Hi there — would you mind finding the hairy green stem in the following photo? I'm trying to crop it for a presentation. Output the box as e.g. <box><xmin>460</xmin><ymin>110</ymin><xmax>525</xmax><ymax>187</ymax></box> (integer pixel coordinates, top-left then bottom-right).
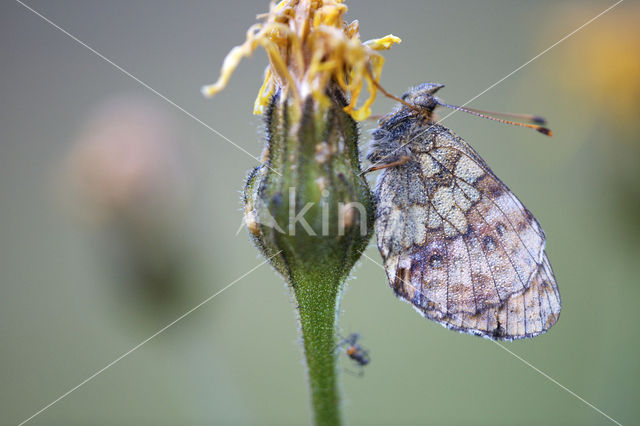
<box><xmin>293</xmin><ymin>270</ymin><xmax>342</xmax><ymax>426</ymax></box>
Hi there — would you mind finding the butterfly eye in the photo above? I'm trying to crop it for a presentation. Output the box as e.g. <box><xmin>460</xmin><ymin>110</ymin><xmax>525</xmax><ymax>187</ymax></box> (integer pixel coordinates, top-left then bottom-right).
<box><xmin>413</xmin><ymin>94</ymin><xmax>439</xmax><ymax>111</ymax></box>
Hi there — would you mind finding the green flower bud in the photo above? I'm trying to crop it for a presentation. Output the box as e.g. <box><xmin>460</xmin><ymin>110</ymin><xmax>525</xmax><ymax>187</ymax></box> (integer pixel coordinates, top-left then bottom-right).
<box><xmin>244</xmin><ymin>87</ymin><xmax>374</xmax><ymax>286</ymax></box>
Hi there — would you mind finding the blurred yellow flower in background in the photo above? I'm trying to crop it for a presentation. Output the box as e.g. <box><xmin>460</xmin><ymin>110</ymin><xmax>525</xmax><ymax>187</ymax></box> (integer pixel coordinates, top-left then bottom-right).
<box><xmin>556</xmin><ymin>3</ymin><xmax>640</xmax><ymax>135</ymax></box>
<box><xmin>549</xmin><ymin>3</ymin><xmax>640</xmax><ymax>246</ymax></box>
<box><xmin>201</xmin><ymin>0</ymin><xmax>400</xmax><ymax>120</ymax></box>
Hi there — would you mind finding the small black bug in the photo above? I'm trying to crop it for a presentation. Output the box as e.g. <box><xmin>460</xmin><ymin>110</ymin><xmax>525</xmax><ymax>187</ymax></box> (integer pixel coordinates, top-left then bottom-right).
<box><xmin>334</xmin><ymin>333</ymin><xmax>370</xmax><ymax>375</ymax></box>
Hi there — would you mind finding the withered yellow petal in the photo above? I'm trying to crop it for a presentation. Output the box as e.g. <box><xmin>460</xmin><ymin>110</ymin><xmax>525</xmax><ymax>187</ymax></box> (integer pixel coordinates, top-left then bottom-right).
<box><xmin>201</xmin><ymin>25</ymin><xmax>262</xmax><ymax>97</ymax></box>
<box><xmin>364</xmin><ymin>34</ymin><xmax>401</xmax><ymax>51</ymax></box>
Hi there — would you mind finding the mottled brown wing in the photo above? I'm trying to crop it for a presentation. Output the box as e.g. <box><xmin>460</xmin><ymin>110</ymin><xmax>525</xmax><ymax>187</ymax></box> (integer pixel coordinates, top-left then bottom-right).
<box><xmin>375</xmin><ymin>125</ymin><xmax>561</xmax><ymax>340</ymax></box>
<box><xmin>443</xmin><ymin>256</ymin><xmax>561</xmax><ymax>339</ymax></box>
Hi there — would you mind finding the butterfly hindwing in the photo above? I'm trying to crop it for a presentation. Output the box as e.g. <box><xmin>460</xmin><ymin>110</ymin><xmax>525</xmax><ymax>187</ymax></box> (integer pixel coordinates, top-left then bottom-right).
<box><xmin>373</xmin><ymin>123</ymin><xmax>560</xmax><ymax>340</ymax></box>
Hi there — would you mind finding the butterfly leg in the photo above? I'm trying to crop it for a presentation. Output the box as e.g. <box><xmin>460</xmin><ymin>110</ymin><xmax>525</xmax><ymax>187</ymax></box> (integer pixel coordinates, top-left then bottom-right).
<box><xmin>363</xmin><ymin>155</ymin><xmax>411</xmax><ymax>173</ymax></box>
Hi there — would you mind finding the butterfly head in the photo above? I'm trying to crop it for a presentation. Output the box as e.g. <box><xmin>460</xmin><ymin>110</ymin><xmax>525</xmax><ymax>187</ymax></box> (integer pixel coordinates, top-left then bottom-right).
<box><xmin>401</xmin><ymin>83</ymin><xmax>445</xmax><ymax>114</ymax></box>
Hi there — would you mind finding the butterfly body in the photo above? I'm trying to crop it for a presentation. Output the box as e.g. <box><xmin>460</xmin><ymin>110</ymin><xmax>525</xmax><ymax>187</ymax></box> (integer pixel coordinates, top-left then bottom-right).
<box><xmin>367</xmin><ymin>83</ymin><xmax>561</xmax><ymax>340</ymax></box>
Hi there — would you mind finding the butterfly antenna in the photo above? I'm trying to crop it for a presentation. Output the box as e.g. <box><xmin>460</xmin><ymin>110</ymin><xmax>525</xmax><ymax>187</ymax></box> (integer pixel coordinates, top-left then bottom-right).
<box><xmin>458</xmin><ymin>106</ymin><xmax>547</xmax><ymax>125</ymax></box>
<box><xmin>436</xmin><ymin>101</ymin><xmax>552</xmax><ymax>136</ymax></box>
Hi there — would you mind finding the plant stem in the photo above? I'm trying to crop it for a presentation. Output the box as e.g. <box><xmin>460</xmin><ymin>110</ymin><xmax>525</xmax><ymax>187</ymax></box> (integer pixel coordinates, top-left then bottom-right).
<box><xmin>293</xmin><ymin>268</ymin><xmax>343</xmax><ymax>426</ymax></box>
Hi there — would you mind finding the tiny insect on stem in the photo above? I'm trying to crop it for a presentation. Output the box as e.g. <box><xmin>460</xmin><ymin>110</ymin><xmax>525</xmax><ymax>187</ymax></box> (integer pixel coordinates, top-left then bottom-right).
<box><xmin>334</xmin><ymin>333</ymin><xmax>370</xmax><ymax>374</ymax></box>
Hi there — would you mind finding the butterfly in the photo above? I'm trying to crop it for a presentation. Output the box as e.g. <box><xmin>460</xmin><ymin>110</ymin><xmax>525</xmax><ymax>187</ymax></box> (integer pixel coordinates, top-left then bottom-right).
<box><xmin>366</xmin><ymin>83</ymin><xmax>561</xmax><ymax>340</ymax></box>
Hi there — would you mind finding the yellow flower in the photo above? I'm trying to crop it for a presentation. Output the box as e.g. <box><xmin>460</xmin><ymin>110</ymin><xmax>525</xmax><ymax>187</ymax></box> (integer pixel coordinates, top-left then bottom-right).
<box><xmin>552</xmin><ymin>3</ymin><xmax>640</xmax><ymax>130</ymax></box>
<box><xmin>201</xmin><ymin>0</ymin><xmax>400</xmax><ymax>120</ymax></box>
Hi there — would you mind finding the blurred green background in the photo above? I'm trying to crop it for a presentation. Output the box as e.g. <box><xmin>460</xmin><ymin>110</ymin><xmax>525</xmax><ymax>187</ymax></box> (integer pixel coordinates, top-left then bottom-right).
<box><xmin>2</xmin><ymin>1</ymin><xmax>639</xmax><ymax>425</ymax></box>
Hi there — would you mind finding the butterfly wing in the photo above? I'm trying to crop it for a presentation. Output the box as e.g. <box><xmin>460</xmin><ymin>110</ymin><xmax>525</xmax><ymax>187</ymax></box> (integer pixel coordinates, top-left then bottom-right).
<box><xmin>374</xmin><ymin>124</ymin><xmax>561</xmax><ymax>340</ymax></box>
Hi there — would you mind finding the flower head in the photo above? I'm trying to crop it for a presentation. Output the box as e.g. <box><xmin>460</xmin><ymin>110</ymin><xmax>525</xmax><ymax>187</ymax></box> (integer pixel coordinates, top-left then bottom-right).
<box><xmin>201</xmin><ymin>0</ymin><xmax>400</xmax><ymax>120</ymax></box>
